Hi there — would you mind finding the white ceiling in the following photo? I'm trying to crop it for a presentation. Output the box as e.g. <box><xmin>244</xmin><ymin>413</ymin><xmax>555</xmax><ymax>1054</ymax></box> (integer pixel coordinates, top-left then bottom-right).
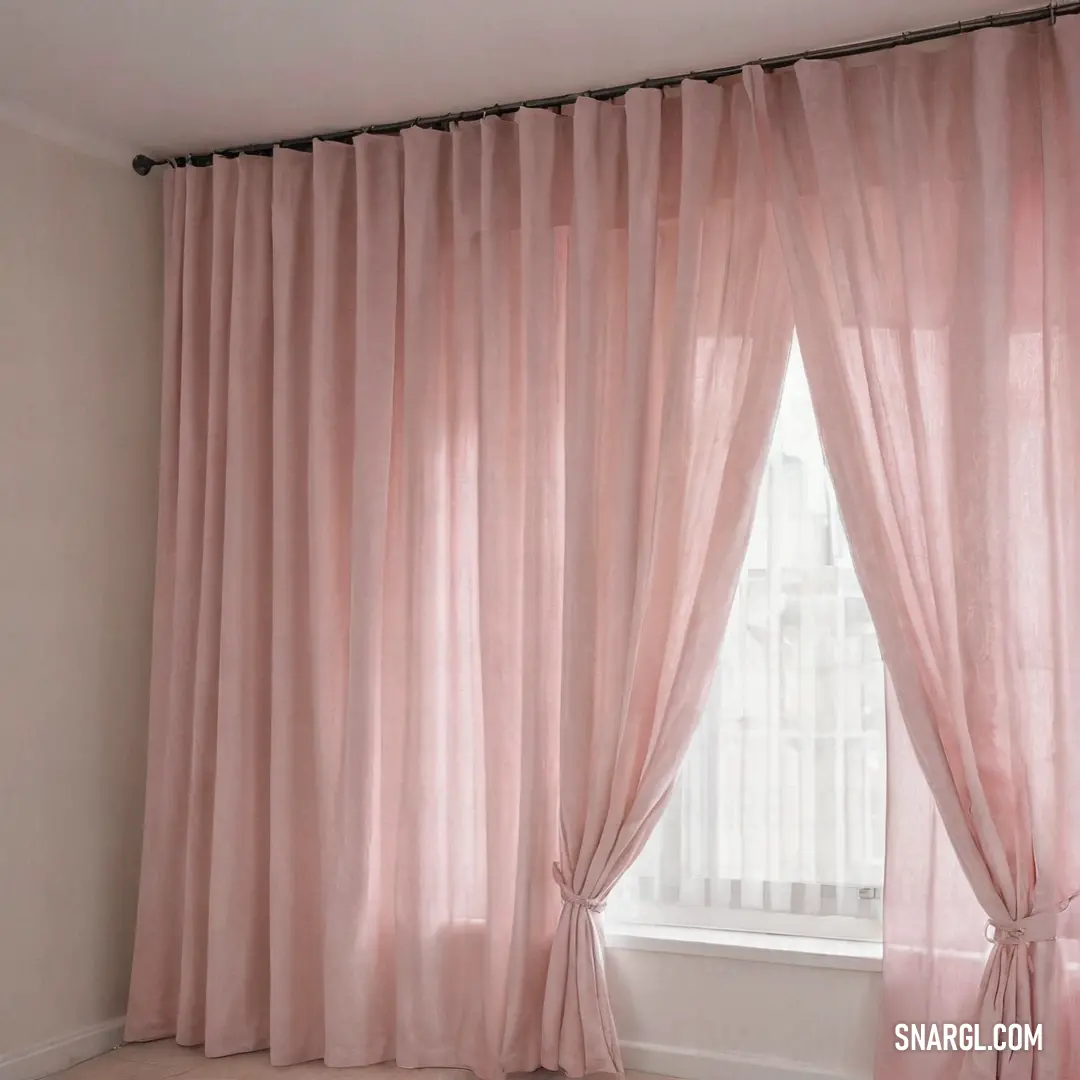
<box><xmin>0</xmin><ymin>0</ymin><xmax>1024</xmax><ymax>166</ymax></box>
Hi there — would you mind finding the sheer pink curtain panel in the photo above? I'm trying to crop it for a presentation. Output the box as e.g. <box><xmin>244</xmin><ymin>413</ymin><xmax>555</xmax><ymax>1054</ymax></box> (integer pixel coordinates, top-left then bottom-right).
<box><xmin>125</xmin><ymin>80</ymin><xmax>792</xmax><ymax>1079</ymax></box>
<box><xmin>538</xmin><ymin>79</ymin><xmax>793</xmax><ymax>1075</ymax></box>
<box><xmin>747</xmin><ymin>19</ymin><xmax>1080</xmax><ymax>1080</ymax></box>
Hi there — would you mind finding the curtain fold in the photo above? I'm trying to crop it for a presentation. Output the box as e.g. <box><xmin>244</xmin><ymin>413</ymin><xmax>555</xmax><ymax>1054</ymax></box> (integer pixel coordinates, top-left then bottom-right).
<box><xmin>746</xmin><ymin>19</ymin><xmax>1080</xmax><ymax>1080</ymax></box>
<box><xmin>127</xmin><ymin>78</ymin><xmax>791</xmax><ymax>1079</ymax></box>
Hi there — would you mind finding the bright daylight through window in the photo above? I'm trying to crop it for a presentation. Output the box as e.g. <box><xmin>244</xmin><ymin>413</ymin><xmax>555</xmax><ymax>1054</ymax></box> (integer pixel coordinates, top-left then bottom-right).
<box><xmin>609</xmin><ymin>339</ymin><xmax>886</xmax><ymax>941</ymax></box>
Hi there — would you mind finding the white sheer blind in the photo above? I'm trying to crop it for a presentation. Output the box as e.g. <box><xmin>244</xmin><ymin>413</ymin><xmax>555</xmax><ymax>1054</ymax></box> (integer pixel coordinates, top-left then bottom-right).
<box><xmin>609</xmin><ymin>342</ymin><xmax>886</xmax><ymax>938</ymax></box>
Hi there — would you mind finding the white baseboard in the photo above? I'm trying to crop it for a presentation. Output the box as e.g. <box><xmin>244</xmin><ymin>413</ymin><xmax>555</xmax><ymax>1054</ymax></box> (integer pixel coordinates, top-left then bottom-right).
<box><xmin>0</xmin><ymin>1018</ymin><xmax>125</xmax><ymax>1080</ymax></box>
<box><xmin>621</xmin><ymin>1039</ymin><xmax>870</xmax><ymax>1080</ymax></box>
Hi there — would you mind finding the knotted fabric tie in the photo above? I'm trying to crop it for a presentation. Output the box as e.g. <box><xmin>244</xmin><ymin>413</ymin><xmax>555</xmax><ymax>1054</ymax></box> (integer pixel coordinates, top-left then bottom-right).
<box><xmin>552</xmin><ymin>862</ymin><xmax>606</xmax><ymax>913</ymax></box>
<box><xmin>986</xmin><ymin>892</ymin><xmax>1078</xmax><ymax>946</ymax></box>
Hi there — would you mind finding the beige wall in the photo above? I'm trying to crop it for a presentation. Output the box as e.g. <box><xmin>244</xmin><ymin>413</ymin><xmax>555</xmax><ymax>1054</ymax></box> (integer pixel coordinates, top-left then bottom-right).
<box><xmin>0</xmin><ymin>121</ymin><xmax>162</xmax><ymax>1061</ymax></box>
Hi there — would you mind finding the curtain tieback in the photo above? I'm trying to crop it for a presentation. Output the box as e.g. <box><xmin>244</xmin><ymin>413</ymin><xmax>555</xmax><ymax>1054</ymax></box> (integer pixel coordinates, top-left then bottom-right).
<box><xmin>552</xmin><ymin>862</ymin><xmax>606</xmax><ymax>913</ymax></box>
<box><xmin>985</xmin><ymin>891</ymin><xmax>1080</xmax><ymax>946</ymax></box>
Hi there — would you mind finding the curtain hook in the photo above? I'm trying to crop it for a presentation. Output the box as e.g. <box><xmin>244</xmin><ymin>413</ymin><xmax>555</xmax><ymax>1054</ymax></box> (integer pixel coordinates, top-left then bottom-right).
<box><xmin>1050</xmin><ymin>1</ymin><xmax>1058</xmax><ymax>25</ymax></box>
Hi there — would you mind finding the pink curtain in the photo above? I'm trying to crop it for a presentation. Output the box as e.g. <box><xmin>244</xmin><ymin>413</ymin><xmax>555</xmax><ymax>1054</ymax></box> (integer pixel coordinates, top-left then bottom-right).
<box><xmin>126</xmin><ymin>79</ymin><xmax>791</xmax><ymax>1079</ymax></box>
<box><xmin>537</xmin><ymin>80</ymin><xmax>792</xmax><ymax>1075</ymax></box>
<box><xmin>125</xmin><ymin>130</ymin><xmax>564</xmax><ymax>1079</ymax></box>
<box><xmin>747</xmin><ymin>19</ymin><xmax>1080</xmax><ymax>1080</ymax></box>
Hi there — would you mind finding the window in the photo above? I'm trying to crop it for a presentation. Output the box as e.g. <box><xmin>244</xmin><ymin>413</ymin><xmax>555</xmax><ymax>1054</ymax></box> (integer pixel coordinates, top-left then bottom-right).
<box><xmin>608</xmin><ymin>339</ymin><xmax>886</xmax><ymax>941</ymax></box>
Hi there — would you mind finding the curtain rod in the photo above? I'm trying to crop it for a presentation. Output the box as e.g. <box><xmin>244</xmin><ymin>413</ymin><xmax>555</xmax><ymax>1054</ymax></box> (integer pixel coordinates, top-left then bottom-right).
<box><xmin>131</xmin><ymin>1</ymin><xmax>1074</xmax><ymax>175</ymax></box>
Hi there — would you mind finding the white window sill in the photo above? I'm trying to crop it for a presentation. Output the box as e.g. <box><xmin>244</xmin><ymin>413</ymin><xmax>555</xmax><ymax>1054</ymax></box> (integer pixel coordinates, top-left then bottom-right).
<box><xmin>603</xmin><ymin>922</ymin><xmax>883</xmax><ymax>972</ymax></box>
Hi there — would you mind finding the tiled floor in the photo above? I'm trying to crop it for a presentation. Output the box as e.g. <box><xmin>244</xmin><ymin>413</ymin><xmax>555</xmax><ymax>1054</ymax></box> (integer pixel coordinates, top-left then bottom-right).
<box><xmin>48</xmin><ymin>1041</ymin><xmax>669</xmax><ymax>1080</ymax></box>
